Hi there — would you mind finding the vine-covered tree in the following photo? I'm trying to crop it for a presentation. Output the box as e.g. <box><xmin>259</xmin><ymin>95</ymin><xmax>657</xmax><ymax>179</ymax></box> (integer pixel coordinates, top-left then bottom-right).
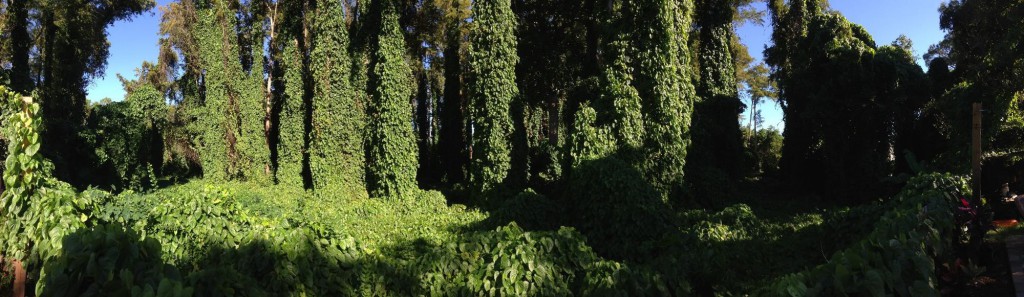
<box><xmin>89</xmin><ymin>83</ymin><xmax>165</xmax><ymax>190</ymax></box>
<box><xmin>5</xmin><ymin>0</ymin><xmax>31</xmax><ymax>94</ymax></box>
<box><xmin>468</xmin><ymin>0</ymin><xmax>519</xmax><ymax>195</ymax></box>
<box><xmin>567</xmin><ymin>37</ymin><xmax>645</xmax><ymax>167</ymax></box>
<box><xmin>436</xmin><ymin>3</ymin><xmax>470</xmax><ymax>185</ymax></box>
<box><xmin>272</xmin><ymin>0</ymin><xmax>310</xmax><ymax>187</ymax></box>
<box><xmin>632</xmin><ymin>0</ymin><xmax>696</xmax><ymax>203</ymax></box>
<box><xmin>309</xmin><ymin>0</ymin><xmax>364</xmax><ymax>194</ymax></box>
<box><xmin>366</xmin><ymin>2</ymin><xmax>418</xmax><ymax>199</ymax></box>
<box><xmin>238</xmin><ymin>0</ymin><xmax>272</xmax><ymax>183</ymax></box>
<box><xmin>29</xmin><ymin>0</ymin><xmax>154</xmax><ymax>187</ymax></box>
<box><xmin>766</xmin><ymin>0</ymin><xmax>930</xmax><ymax>200</ymax></box>
<box><xmin>193</xmin><ymin>0</ymin><xmax>267</xmax><ymax>182</ymax></box>
<box><xmin>931</xmin><ymin>0</ymin><xmax>1024</xmax><ymax>168</ymax></box>
<box><xmin>685</xmin><ymin>0</ymin><xmax>745</xmax><ymax>206</ymax></box>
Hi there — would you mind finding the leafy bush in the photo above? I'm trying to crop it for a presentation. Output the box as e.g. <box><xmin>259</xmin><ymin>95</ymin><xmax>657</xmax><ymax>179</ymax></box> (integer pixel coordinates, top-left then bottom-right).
<box><xmin>85</xmin><ymin>84</ymin><xmax>164</xmax><ymax>191</ymax></box>
<box><xmin>564</xmin><ymin>157</ymin><xmax>676</xmax><ymax>261</ymax></box>
<box><xmin>413</xmin><ymin>223</ymin><xmax>689</xmax><ymax>296</ymax></box>
<box><xmin>743</xmin><ymin>127</ymin><xmax>783</xmax><ymax>178</ymax></box>
<box><xmin>488</xmin><ymin>188</ymin><xmax>562</xmax><ymax>230</ymax></box>
<box><xmin>89</xmin><ymin>184</ymin><xmax>364</xmax><ymax>296</ymax></box>
<box><xmin>759</xmin><ymin>173</ymin><xmax>967</xmax><ymax>296</ymax></box>
<box><xmin>0</xmin><ymin>89</ymin><xmax>95</xmax><ymax>292</ymax></box>
<box><xmin>39</xmin><ymin>224</ymin><xmax>191</xmax><ymax>297</ymax></box>
<box><xmin>416</xmin><ymin>223</ymin><xmax>591</xmax><ymax>295</ymax></box>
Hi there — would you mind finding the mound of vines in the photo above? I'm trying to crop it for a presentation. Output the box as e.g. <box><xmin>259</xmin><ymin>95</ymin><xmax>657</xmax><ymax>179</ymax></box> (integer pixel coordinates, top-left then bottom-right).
<box><xmin>760</xmin><ymin>173</ymin><xmax>968</xmax><ymax>296</ymax></box>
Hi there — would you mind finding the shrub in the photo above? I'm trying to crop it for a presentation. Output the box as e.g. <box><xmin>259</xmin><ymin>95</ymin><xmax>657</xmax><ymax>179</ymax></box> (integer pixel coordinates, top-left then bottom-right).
<box><xmin>414</xmin><ymin>223</ymin><xmax>688</xmax><ymax>296</ymax></box>
<box><xmin>92</xmin><ymin>184</ymin><xmax>363</xmax><ymax>296</ymax></box>
<box><xmin>38</xmin><ymin>224</ymin><xmax>191</xmax><ymax>297</ymax></box>
<box><xmin>489</xmin><ymin>188</ymin><xmax>561</xmax><ymax>230</ymax></box>
<box><xmin>565</xmin><ymin>157</ymin><xmax>676</xmax><ymax>261</ymax></box>
<box><xmin>86</xmin><ymin>90</ymin><xmax>163</xmax><ymax>191</ymax></box>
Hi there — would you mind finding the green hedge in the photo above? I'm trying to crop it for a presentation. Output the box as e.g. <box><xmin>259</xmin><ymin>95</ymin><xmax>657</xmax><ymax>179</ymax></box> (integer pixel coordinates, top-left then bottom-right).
<box><xmin>758</xmin><ymin>173</ymin><xmax>967</xmax><ymax>296</ymax></box>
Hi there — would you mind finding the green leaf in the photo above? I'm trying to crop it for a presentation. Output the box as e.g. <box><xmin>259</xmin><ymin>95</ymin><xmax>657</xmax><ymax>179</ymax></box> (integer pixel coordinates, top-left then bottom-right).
<box><xmin>864</xmin><ymin>270</ymin><xmax>885</xmax><ymax>297</ymax></box>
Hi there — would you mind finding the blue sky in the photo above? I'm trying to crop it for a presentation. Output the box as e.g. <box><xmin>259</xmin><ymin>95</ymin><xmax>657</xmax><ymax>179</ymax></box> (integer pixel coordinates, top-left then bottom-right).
<box><xmin>86</xmin><ymin>0</ymin><xmax>949</xmax><ymax>131</ymax></box>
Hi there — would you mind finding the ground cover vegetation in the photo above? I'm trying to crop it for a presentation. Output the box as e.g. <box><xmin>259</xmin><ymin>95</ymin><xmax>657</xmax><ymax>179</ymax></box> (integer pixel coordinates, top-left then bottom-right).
<box><xmin>0</xmin><ymin>0</ymin><xmax>1019</xmax><ymax>295</ymax></box>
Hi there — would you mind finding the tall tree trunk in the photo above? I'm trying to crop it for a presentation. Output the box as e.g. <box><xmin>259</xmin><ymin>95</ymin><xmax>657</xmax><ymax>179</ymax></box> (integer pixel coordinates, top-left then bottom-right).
<box><xmin>438</xmin><ymin>30</ymin><xmax>466</xmax><ymax>184</ymax></box>
<box><xmin>416</xmin><ymin>57</ymin><xmax>433</xmax><ymax>185</ymax></box>
<box><xmin>7</xmin><ymin>0</ymin><xmax>32</xmax><ymax>94</ymax></box>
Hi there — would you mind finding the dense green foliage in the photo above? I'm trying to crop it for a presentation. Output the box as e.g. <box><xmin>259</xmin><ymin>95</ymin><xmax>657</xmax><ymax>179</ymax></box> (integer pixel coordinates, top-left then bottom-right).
<box><xmin>0</xmin><ymin>0</ymin><xmax>1018</xmax><ymax>294</ymax></box>
<box><xmin>567</xmin><ymin>38</ymin><xmax>645</xmax><ymax>168</ymax></box>
<box><xmin>88</xmin><ymin>84</ymin><xmax>164</xmax><ymax>190</ymax></box>
<box><xmin>767</xmin><ymin>0</ymin><xmax>933</xmax><ymax>201</ymax></box>
<box><xmin>925</xmin><ymin>0</ymin><xmax>1024</xmax><ymax>173</ymax></box>
<box><xmin>686</xmin><ymin>0</ymin><xmax>746</xmax><ymax>206</ymax></box>
<box><xmin>366</xmin><ymin>3</ymin><xmax>418</xmax><ymax>199</ymax></box>
<box><xmin>33</xmin><ymin>0</ymin><xmax>154</xmax><ymax>186</ymax></box>
<box><xmin>309</xmin><ymin>0</ymin><xmax>365</xmax><ymax>194</ymax></box>
<box><xmin>40</xmin><ymin>224</ymin><xmax>192</xmax><ymax>296</ymax></box>
<box><xmin>743</xmin><ymin>127</ymin><xmax>784</xmax><ymax>178</ymax></box>
<box><xmin>468</xmin><ymin>0</ymin><xmax>519</xmax><ymax>196</ymax></box>
<box><xmin>0</xmin><ymin>86</ymin><xmax>91</xmax><ymax>293</ymax></box>
<box><xmin>633</xmin><ymin>0</ymin><xmax>697</xmax><ymax>203</ymax></box>
<box><xmin>0</xmin><ymin>91</ymin><xmax>978</xmax><ymax>295</ymax></box>
<box><xmin>193</xmin><ymin>0</ymin><xmax>269</xmax><ymax>182</ymax></box>
<box><xmin>761</xmin><ymin>173</ymin><xmax>968</xmax><ymax>296</ymax></box>
<box><xmin>273</xmin><ymin>1</ymin><xmax>309</xmax><ymax>188</ymax></box>
<box><xmin>565</xmin><ymin>158</ymin><xmax>675</xmax><ymax>261</ymax></box>
<box><xmin>237</xmin><ymin>6</ymin><xmax>272</xmax><ymax>185</ymax></box>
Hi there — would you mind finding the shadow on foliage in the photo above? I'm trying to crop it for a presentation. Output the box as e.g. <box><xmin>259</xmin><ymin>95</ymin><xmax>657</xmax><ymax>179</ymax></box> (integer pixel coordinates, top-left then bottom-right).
<box><xmin>472</xmin><ymin>156</ymin><xmax>680</xmax><ymax>261</ymax></box>
<box><xmin>680</xmin><ymin>201</ymin><xmax>886</xmax><ymax>295</ymax></box>
<box><xmin>39</xmin><ymin>224</ymin><xmax>190</xmax><ymax>296</ymax></box>
<box><xmin>40</xmin><ymin>220</ymin><xmax>688</xmax><ymax>296</ymax></box>
<box><xmin>41</xmin><ymin>223</ymin><xmax>366</xmax><ymax>296</ymax></box>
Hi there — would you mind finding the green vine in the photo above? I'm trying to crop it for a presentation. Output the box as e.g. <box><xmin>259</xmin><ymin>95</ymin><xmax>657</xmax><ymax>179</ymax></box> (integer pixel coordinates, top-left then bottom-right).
<box><xmin>468</xmin><ymin>0</ymin><xmax>520</xmax><ymax>196</ymax></box>
<box><xmin>365</xmin><ymin>3</ymin><xmax>418</xmax><ymax>199</ymax></box>
<box><xmin>309</xmin><ymin>0</ymin><xmax>366</xmax><ymax>195</ymax></box>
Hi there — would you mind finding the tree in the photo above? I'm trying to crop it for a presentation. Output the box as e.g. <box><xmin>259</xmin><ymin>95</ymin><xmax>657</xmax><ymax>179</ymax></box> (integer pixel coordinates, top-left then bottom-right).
<box><xmin>685</xmin><ymin>0</ymin><xmax>745</xmax><ymax>206</ymax></box>
<box><xmin>366</xmin><ymin>2</ymin><xmax>418</xmax><ymax>199</ymax></box>
<box><xmin>766</xmin><ymin>1</ymin><xmax>922</xmax><ymax>200</ymax></box>
<box><xmin>929</xmin><ymin>0</ymin><xmax>1024</xmax><ymax>170</ymax></box>
<box><xmin>30</xmin><ymin>0</ymin><xmax>153</xmax><ymax>187</ymax></box>
<box><xmin>567</xmin><ymin>37</ymin><xmax>645</xmax><ymax>168</ymax></box>
<box><xmin>238</xmin><ymin>0</ymin><xmax>273</xmax><ymax>183</ymax></box>
<box><xmin>632</xmin><ymin>0</ymin><xmax>696</xmax><ymax>203</ymax></box>
<box><xmin>271</xmin><ymin>0</ymin><xmax>310</xmax><ymax>187</ymax></box>
<box><xmin>468</xmin><ymin>0</ymin><xmax>519</xmax><ymax>195</ymax></box>
<box><xmin>436</xmin><ymin>4</ymin><xmax>470</xmax><ymax>185</ymax></box>
<box><xmin>742</xmin><ymin>62</ymin><xmax>775</xmax><ymax>139</ymax></box>
<box><xmin>192</xmin><ymin>0</ymin><xmax>268</xmax><ymax>182</ymax></box>
<box><xmin>309</xmin><ymin>0</ymin><xmax>364</xmax><ymax>194</ymax></box>
<box><xmin>89</xmin><ymin>83</ymin><xmax>165</xmax><ymax>190</ymax></box>
<box><xmin>5</xmin><ymin>0</ymin><xmax>31</xmax><ymax>94</ymax></box>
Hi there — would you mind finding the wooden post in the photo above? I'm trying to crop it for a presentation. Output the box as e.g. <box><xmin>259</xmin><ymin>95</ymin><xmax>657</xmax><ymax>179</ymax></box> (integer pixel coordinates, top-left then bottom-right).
<box><xmin>11</xmin><ymin>258</ymin><xmax>24</xmax><ymax>297</ymax></box>
<box><xmin>972</xmin><ymin>102</ymin><xmax>983</xmax><ymax>204</ymax></box>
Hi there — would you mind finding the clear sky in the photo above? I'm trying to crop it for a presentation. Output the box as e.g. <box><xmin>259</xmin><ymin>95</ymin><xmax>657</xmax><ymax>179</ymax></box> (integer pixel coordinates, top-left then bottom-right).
<box><xmin>85</xmin><ymin>0</ymin><xmax>172</xmax><ymax>102</ymax></box>
<box><xmin>86</xmin><ymin>0</ymin><xmax>949</xmax><ymax>132</ymax></box>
